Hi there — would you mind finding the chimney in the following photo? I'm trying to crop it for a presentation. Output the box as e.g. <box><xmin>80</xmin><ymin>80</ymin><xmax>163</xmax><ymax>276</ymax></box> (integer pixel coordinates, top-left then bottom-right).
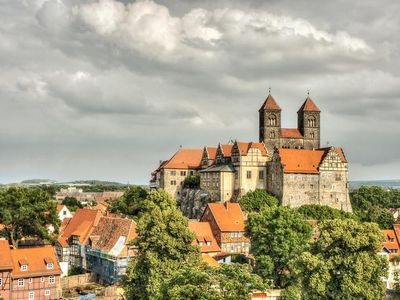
<box><xmin>224</xmin><ymin>201</ymin><xmax>230</xmax><ymax>210</ymax></box>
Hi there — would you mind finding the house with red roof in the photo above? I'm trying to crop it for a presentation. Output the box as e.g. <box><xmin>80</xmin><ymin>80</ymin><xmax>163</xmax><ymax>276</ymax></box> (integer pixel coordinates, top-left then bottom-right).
<box><xmin>379</xmin><ymin>226</ymin><xmax>400</xmax><ymax>289</ymax></box>
<box><xmin>0</xmin><ymin>239</ymin><xmax>62</xmax><ymax>300</ymax></box>
<box><xmin>200</xmin><ymin>202</ymin><xmax>250</xmax><ymax>254</ymax></box>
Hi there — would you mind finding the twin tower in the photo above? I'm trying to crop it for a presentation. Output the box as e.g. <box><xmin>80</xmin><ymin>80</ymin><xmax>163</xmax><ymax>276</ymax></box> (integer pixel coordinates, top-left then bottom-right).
<box><xmin>259</xmin><ymin>94</ymin><xmax>321</xmax><ymax>153</ymax></box>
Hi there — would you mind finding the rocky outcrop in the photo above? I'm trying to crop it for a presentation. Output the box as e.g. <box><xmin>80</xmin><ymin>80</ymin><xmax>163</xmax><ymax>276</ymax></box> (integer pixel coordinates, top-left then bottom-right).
<box><xmin>179</xmin><ymin>188</ymin><xmax>212</xmax><ymax>219</ymax></box>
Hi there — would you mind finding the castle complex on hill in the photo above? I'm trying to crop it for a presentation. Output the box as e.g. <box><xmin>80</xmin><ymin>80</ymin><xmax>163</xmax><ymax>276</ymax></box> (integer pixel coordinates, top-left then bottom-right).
<box><xmin>151</xmin><ymin>93</ymin><xmax>352</xmax><ymax>212</ymax></box>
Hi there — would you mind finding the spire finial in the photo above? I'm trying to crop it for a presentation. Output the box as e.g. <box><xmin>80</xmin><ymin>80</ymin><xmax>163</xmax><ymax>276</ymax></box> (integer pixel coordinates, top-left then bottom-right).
<box><xmin>307</xmin><ymin>89</ymin><xmax>310</xmax><ymax>96</ymax></box>
<box><xmin>268</xmin><ymin>87</ymin><xmax>271</xmax><ymax>95</ymax></box>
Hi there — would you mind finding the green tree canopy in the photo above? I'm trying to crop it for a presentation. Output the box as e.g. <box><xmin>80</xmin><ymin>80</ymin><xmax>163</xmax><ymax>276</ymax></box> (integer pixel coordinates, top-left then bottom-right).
<box><xmin>61</xmin><ymin>196</ymin><xmax>83</xmax><ymax>212</ymax></box>
<box><xmin>0</xmin><ymin>187</ymin><xmax>60</xmax><ymax>247</ymax></box>
<box><xmin>109</xmin><ymin>186</ymin><xmax>148</xmax><ymax>217</ymax></box>
<box><xmin>239</xmin><ymin>189</ymin><xmax>279</xmax><ymax>213</ymax></box>
<box><xmin>161</xmin><ymin>264</ymin><xmax>266</xmax><ymax>300</ymax></box>
<box><xmin>246</xmin><ymin>206</ymin><xmax>312</xmax><ymax>288</ymax></box>
<box><xmin>287</xmin><ymin>219</ymin><xmax>387</xmax><ymax>300</ymax></box>
<box><xmin>297</xmin><ymin>205</ymin><xmax>357</xmax><ymax>221</ymax></box>
<box><xmin>350</xmin><ymin>185</ymin><xmax>400</xmax><ymax>210</ymax></box>
<box><xmin>123</xmin><ymin>189</ymin><xmax>199</xmax><ymax>299</ymax></box>
<box><xmin>183</xmin><ymin>174</ymin><xmax>200</xmax><ymax>189</ymax></box>
<box><xmin>361</xmin><ymin>206</ymin><xmax>395</xmax><ymax>229</ymax></box>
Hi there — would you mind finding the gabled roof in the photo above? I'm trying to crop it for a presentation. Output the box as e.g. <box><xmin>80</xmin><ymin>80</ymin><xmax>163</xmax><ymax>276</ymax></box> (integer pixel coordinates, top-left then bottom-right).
<box><xmin>56</xmin><ymin>204</ymin><xmax>66</xmax><ymax>213</ymax></box>
<box><xmin>297</xmin><ymin>96</ymin><xmax>320</xmax><ymax>113</ymax></box>
<box><xmin>278</xmin><ymin>149</ymin><xmax>325</xmax><ymax>174</ymax></box>
<box><xmin>259</xmin><ymin>94</ymin><xmax>281</xmax><ymax>111</ymax></box>
<box><xmin>219</xmin><ymin>144</ymin><xmax>233</xmax><ymax>157</ymax></box>
<box><xmin>163</xmin><ymin>148</ymin><xmax>204</xmax><ymax>170</ymax></box>
<box><xmin>281</xmin><ymin>128</ymin><xmax>303</xmax><ymax>139</ymax></box>
<box><xmin>205</xmin><ymin>147</ymin><xmax>217</xmax><ymax>160</ymax></box>
<box><xmin>10</xmin><ymin>246</ymin><xmax>61</xmax><ymax>278</ymax></box>
<box><xmin>382</xmin><ymin>229</ymin><xmax>400</xmax><ymax>254</ymax></box>
<box><xmin>189</xmin><ymin>221</ymin><xmax>221</xmax><ymax>253</ymax></box>
<box><xmin>236</xmin><ymin>142</ymin><xmax>268</xmax><ymax>156</ymax></box>
<box><xmin>89</xmin><ymin>216</ymin><xmax>137</xmax><ymax>257</ymax></box>
<box><xmin>203</xmin><ymin>202</ymin><xmax>245</xmax><ymax>232</ymax></box>
<box><xmin>0</xmin><ymin>239</ymin><xmax>12</xmax><ymax>270</ymax></box>
<box><xmin>57</xmin><ymin>208</ymin><xmax>102</xmax><ymax>246</ymax></box>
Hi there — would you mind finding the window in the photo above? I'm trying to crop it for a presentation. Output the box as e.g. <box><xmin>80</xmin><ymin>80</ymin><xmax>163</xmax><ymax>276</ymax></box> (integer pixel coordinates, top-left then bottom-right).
<box><xmin>18</xmin><ymin>279</ymin><xmax>24</xmax><ymax>287</ymax></box>
<box><xmin>63</xmin><ymin>210</ymin><xmax>66</xmax><ymax>216</ymax></box>
<box><xmin>170</xmin><ymin>170</ymin><xmax>176</xmax><ymax>176</ymax></box>
<box><xmin>180</xmin><ymin>171</ymin><xmax>186</xmax><ymax>176</ymax></box>
<box><xmin>47</xmin><ymin>263</ymin><xmax>54</xmax><ymax>270</ymax></box>
<box><xmin>29</xmin><ymin>277</ymin><xmax>33</xmax><ymax>284</ymax></box>
<box><xmin>29</xmin><ymin>291</ymin><xmax>34</xmax><ymax>300</ymax></box>
<box><xmin>45</xmin><ymin>289</ymin><xmax>50</xmax><ymax>296</ymax></box>
<box><xmin>170</xmin><ymin>180</ymin><xmax>176</xmax><ymax>186</ymax></box>
<box><xmin>40</xmin><ymin>277</ymin><xmax>45</xmax><ymax>283</ymax></box>
<box><xmin>259</xmin><ymin>170</ymin><xmax>264</xmax><ymax>180</ymax></box>
<box><xmin>268</xmin><ymin>115</ymin><xmax>277</xmax><ymax>126</ymax></box>
<box><xmin>49</xmin><ymin>276</ymin><xmax>55</xmax><ymax>284</ymax></box>
<box><xmin>246</xmin><ymin>171</ymin><xmax>252</xmax><ymax>179</ymax></box>
<box><xmin>269</xmin><ymin>131</ymin><xmax>275</xmax><ymax>138</ymax></box>
<box><xmin>310</xmin><ymin>132</ymin><xmax>315</xmax><ymax>139</ymax></box>
<box><xmin>307</xmin><ymin>117</ymin><xmax>316</xmax><ymax>127</ymax></box>
<box><xmin>21</xmin><ymin>264</ymin><xmax>28</xmax><ymax>271</ymax></box>
<box><xmin>0</xmin><ymin>278</ymin><xmax>2</xmax><ymax>286</ymax></box>
<box><xmin>206</xmin><ymin>241</ymin><xmax>211</xmax><ymax>246</ymax></box>
<box><xmin>190</xmin><ymin>171</ymin><xmax>194</xmax><ymax>175</ymax></box>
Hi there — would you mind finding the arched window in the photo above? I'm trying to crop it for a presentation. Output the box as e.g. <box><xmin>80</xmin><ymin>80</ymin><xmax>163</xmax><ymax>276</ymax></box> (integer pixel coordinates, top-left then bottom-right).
<box><xmin>268</xmin><ymin>115</ymin><xmax>277</xmax><ymax>126</ymax></box>
<box><xmin>307</xmin><ymin>117</ymin><xmax>316</xmax><ymax>127</ymax></box>
<box><xmin>310</xmin><ymin>132</ymin><xmax>315</xmax><ymax>139</ymax></box>
<box><xmin>269</xmin><ymin>131</ymin><xmax>275</xmax><ymax>138</ymax></box>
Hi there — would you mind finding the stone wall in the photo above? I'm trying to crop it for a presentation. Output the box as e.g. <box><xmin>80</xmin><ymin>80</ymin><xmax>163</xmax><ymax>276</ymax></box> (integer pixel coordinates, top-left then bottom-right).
<box><xmin>282</xmin><ymin>173</ymin><xmax>319</xmax><ymax>207</ymax></box>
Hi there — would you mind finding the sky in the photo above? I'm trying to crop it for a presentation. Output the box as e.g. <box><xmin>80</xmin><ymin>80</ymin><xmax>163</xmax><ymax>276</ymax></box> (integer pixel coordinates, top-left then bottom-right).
<box><xmin>1</xmin><ymin>0</ymin><xmax>400</xmax><ymax>184</ymax></box>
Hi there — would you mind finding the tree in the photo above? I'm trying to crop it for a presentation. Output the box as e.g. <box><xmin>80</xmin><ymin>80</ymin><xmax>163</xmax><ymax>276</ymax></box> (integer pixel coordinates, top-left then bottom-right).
<box><xmin>288</xmin><ymin>219</ymin><xmax>387</xmax><ymax>300</ymax></box>
<box><xmin>0</xmin><ymin>187</ymin><xmax>59</xmax><ymax>248</ymax></box>
<box><xmin>183</xmin><ymin>175</ymin><xmax>200</xmax><ymax>189</ymax></box>
<box><xmin>350</xmin><ymin>185</ymin><xmax>392</xmax><ymax>210</ymax></box>
<box><xmin>62</xmin><ymin>196</ymin><xmax>83</xmax><ymax>212</ymax></box>
<box><xmin>123</xmin><ymin>190</ymin><xmax>199</xmax><ymax>299</ymax></box>
<box><xmin>161</xmin><ymin>264</ymin><xmax>266</xmax><ymax>300</ymax></box>
<box><xmin>246</xmin><ymin>206</ymin><xmax>312</xmax><ymax>288</ymax></box>
<box><xmin>239</xmin><ymin>189</ymin><xmax>278</xmax><ymax>213</ymax></box>
<box><xmin>361</xmin><ymin>206</ymin><xmax>395</xmax><ymax>229</ymax></box>
<box><xmin>109</xmin><ymin>186</ymin><xmax>148</xmax><ymax>217</ymax></box>
<box><xmin>297</xmin><ymin>205</ymin><xmax>357</xmax><ymax>221</ymax></box>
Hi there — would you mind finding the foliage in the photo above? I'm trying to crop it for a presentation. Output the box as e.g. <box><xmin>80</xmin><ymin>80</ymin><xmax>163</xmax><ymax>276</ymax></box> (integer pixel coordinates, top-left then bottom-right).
<box><xmin>350</xmin><ymin>186</ymin><xmax>400</xmax><ymax>210</ymax></box>
<box><xmin>183</xmin><ymin>175</ymin><xmax>200</xmax><ymax>189</ymax></box>
<box><xmin>68</xmin><ymin>266</ymin><xmax>84</xmax><ymax>276</ymax></box>
<box><xmin>161</xmin><ymin>264</ymin><xmax>266</xmax><ymax>300</ymax></box>
<box><xmin>239</xmin><ymin>189</ymin><xmax>279</xmax><ymax>213</ymax></box>
<box><xmin>123</xmin><ymin>189</ymin><xmax>200</xmax><ymax>300</ymax></box>
<box><xmin>288</xmin><ymin>219</ymin><xmax>387</xmax><ymax>300</ymax></box>
<box><xmin>297</xmin><ymin>205</ymin><xmax>357</xmax><ymax>221</ymax></box>
<box><xmin>360</xmin><ymin>206</ymin><xmax>395</xmax><ymax>229</ymax></box>
<box><xmin>62</xmin><ymin>197</ymin><xmax>83</xmax><ymax>212</ymax></box>
<box><xmin>109</xmin><ymin>186</ymin><xmax>148</xmax><ymax>217</ymax></box>
<box><xmin>0</xmin><ymin>187</ymin><xmax>60</xmax><ymax>247</ymax></box>
<box><xmin>231</xmin><ymin>253</ymin><xmax>250</xmax><ymax>264</ymax></box>
<box><xmin>246</xmin><ymin>206</ymin><xmax>312</xmax><ymax>288</ymax></box>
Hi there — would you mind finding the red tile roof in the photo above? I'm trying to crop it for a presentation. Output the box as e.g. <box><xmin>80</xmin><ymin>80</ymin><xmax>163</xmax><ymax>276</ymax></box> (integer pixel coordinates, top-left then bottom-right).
<box><xmin>220</xmin><ymin>144</ymin><xmax>233</xmax><ymax>157</ymax></box>
<box><xmin>281</xmin><ymin>128</ymin><xmax>304</xmax><ymax>139</ymax></box>
<box><xmin>382</xmin><ymin>229</ymin><xmax>400</xmax><ymax>255</ymax></box>
<box><xmin>0</xmin><ymin>239</ymin><xmax>12</xmax><ymax>270</ymax></box>
<box><xmin>297</xmin><ymin>96</ymin><xmax>320</xmax><ymax>112</ymax></box>
<box><xmin>201</xmin><ymin>253</ymin><xmax>219</xmax><ymax>267</ymax></box>
<box><xmin>163</xmin><ymin>148</ymin><xmax>204</xmax><ymax>169</ymax></box>
<box><xmin>205</xmin><ymin>202</ymin><xmax>245</xmax><ymax>232</ymax></box>
<box><xmin>56</xmin><ymin>204</ymin><xmax>65</xmax><ymax>213</ymax></box>
<box><xmin>205</xmin><ymin>147</ymin><xmax>217</xmax><ymax>160</ymax></box>
<box><xmin>57</xmin><ymin>208</ymin><xmax>102</xmax><ymax>247</ymax></box>
<box><xmin>10</xmin><ymin>246</ymin><xmax>61</xmax><ymax>278</ymax></box>
<box><xmin>279</xmin><ymin>149</ymin><xmax>325</xmax><ymax>174</ymax></box>
<box><xmin>188</xmin><ymin>221</ymin><xmax>221</xmax><ymax>253</ymax></box>
<box><xmin>89</xmin><ymin>216</ymin><xmax>137</xmax><ymax>257</ymax></box>
<box><xmin>259</xmin><ymin>94</ymin><xmax>281</xmax><ymax>111</ymax></box>
<box><xmin>236</xmin><ymin>142</ymin><xmax>268</xmax><ymax>156</ymax></box>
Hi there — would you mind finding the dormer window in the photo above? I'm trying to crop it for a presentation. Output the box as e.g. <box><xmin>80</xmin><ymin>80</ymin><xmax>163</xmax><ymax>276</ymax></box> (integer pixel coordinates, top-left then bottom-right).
<box><xmin>21</xmin><ymin>264</ymin><xmax>28</xmax><ymax>271</ymax></box>
<box><xmin>47</xmin><ymin>263</ymin><xmax>54</xmax><ymax>269</ymax></box>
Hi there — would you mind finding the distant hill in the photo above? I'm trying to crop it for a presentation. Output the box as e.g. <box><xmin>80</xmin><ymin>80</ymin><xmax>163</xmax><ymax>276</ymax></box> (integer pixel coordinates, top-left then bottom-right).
<box><xmin>350</xmin><ymin>180</ymin><xmax>400</xmax><ymax>190</ymax></box>
<box><xmin>20</xmin><ymin>179</ymin><xmax>57</xmax><ymax>184</ymax></box>
<box><xmin>60</xmin><ymin>180</ymin><xmax>126</xmax><ymax>186</ymax></box>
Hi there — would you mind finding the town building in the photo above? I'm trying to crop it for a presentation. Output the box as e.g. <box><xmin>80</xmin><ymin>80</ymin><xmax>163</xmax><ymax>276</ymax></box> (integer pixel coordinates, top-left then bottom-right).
<box><xmin>0</xmin><ymin>239</ymin><xmax>62</xmax><ymax>300</ymax></box>
<box><xmin>55</xmin><ymin>209</ymin><xmax>137</xmax><ymax>284</ymax></box>
<box><xmin>379</xmin><ymin>226</ymin><xmax>400</xmax><ymax>290</ymax></box>
<box><xmin>56</xmin><ymin>205</ymin><xmax>72</xmax><ymax>221</ymax></box>
<box><xmin>200</xmin><ymin>202</ymin><xmax>250</xmax><ymax>254</ymax></box>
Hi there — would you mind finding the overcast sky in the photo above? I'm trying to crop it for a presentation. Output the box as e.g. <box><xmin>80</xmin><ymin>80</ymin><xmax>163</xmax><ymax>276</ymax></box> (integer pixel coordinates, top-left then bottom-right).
<box><xmin>1</xmin><ymin>0</ymin><xmax>399</xmax><ymax>184</ymax></box>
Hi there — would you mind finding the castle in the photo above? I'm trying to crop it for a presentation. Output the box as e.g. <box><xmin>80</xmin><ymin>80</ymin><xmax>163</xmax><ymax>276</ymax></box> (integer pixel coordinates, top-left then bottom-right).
<box><xmin>151</xmin><ymin>93</ymin><xmax>352</xmax><ymax>212</ymax></box>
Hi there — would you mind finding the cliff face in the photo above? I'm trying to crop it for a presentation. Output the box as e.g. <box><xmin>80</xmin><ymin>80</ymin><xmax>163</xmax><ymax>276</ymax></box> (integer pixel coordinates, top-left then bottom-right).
<box><xmin>179</xmin><ymin>188</ymin><xmax>212</xmax><ymax>219</ymax></box>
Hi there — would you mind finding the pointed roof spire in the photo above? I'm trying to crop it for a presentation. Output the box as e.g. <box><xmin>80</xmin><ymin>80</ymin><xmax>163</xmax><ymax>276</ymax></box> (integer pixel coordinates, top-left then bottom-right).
<box><xmin>297</xmin><ymin>96</ymin><xmax>320</xmax><ymax>113</ymax></box>
<box><xmin>259</xmin><ymin>93</ymin><xmax>281</xmax><ymax>112</ymax></box>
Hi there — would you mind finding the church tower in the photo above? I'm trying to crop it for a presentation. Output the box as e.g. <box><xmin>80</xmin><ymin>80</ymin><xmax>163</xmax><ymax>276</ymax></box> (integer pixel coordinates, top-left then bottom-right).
<box><xmin>259</xmin><ymin>93</ymin><xmax>281</xmax><ymax>153</ymax></box>
<box><xmin>297</xmin><ymin>96</ymin><xmax>321</xmax><ymax>149</ymax></box>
